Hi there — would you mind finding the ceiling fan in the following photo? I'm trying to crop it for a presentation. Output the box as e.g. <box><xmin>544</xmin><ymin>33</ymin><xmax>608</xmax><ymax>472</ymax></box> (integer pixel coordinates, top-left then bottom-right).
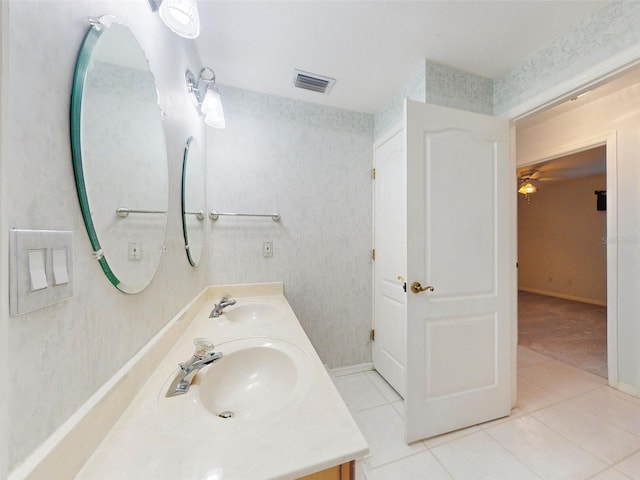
<box><xmin>517</xmin><ymin>145</ymin><xmax>607</xmax><ymax>197</ymax></box>
<box><xmin>517</xmin><ymin>168</ymin><xmax>578</xmax><ymax>195</ymax></box>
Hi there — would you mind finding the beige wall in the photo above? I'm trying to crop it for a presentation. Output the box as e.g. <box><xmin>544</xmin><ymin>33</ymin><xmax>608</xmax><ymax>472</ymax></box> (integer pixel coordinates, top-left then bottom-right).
<box><xmin>518</xmin><ymin>174</ymin><xmax>607</xmax><ymax>305</ymax></box>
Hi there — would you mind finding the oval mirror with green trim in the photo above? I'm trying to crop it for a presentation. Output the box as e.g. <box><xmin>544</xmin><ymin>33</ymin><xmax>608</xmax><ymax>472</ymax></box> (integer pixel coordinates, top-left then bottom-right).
<box><xmin>70</xmin><ymin>15</ymin><xmax>169</xmax><ymax>294</ymax></box>
<box><xmin>181</xmin><ymin>137</ymin><xmax>206</xmax><ymax>266</ymax></box>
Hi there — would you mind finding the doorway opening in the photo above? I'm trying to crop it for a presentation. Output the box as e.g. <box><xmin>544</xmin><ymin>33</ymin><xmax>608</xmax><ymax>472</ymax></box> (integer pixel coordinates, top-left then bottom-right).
<box><xmin>516</xmin><ymin>146</ymin><xmax>608</xmax><ymax>379</ymax></box>
<box><xmin>511</xmin><ymin>63</ymin><xmax>640</xmax><ymax>389</ymax></box>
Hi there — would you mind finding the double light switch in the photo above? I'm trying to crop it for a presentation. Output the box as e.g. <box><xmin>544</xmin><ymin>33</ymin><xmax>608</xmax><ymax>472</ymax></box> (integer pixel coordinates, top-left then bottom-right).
<box><xmin>10</xmin><ymin>229</ymin><xmax>73</xmax><ymax>315</ymax></box>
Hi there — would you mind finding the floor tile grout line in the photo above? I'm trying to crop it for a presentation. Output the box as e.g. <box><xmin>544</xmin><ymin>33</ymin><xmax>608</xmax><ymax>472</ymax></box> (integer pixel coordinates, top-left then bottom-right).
<box><xmin>363</xmin><ymin>370</ymin><xmax>402</xmax><ymax>403</ymax></box>
<box><xmin>588</xmin><ymin>469</ymin><xmax>634</xmax><ymax>480</ymax></box>
<box><xmin>530</xmin><ymin>387</ymin><xmax>640</xmax><ymax>455</ymax></box>
<box><xmin>431</xmin><ymin>428</ymin><xmax>543</xmax><ymax>480</ymax></box>
<box><xmin>603</xmin><ymin>448</ymin><xmax>640</xmax><ymax>478</ymax></box>
<box><xmin>516</xmin><ymin>379</ymin><xmax>607</xmax><ymax>413</ymax></box>
<box><xmin>482</xmin><ymin>421</ymin><xmax>593</xmax><ymax>479</ymax></box>
<box><xmin>429</xmin><ymin>448</ymin><xmax>456</xmax><ymax>480</ymax></box>
<box><xmin>495</xmin><ymin>410</ymin><xmax>625</xmax><ymax>468</ymax></box>
<box><xmin>362</xmin><ymin>448</ymin><xmax>429</xmax><ymax>473</ymax></box>
<box><xmin>339</xmin><ymin>356</ymin><xmax>640</xmax><ymax>478</ymax></box>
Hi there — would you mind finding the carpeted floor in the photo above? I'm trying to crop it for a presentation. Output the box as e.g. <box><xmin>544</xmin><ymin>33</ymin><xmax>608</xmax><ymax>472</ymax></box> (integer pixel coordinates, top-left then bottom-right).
<box><xmin>518</xmin><ymin>290</ymin><xmax>607</xmax><ymax>378</ymax></box>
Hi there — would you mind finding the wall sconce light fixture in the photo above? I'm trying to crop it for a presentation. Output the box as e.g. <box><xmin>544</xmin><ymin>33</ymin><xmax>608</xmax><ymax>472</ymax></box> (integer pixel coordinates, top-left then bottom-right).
<box><xmin>149</xmin><ymin>0</ymin><xmax>200</xmax><ymax>39</ymax></box>
<box><xmin>186</xmin><ymin>67</ymin><xmax>226</xmax><ymax>129</ymax></box>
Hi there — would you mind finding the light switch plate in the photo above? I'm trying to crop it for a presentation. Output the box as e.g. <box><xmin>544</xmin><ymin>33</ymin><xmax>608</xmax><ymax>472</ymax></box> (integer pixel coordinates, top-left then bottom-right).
<box><xmin>9</xmin><ymin>229</ymin><xmax>73</xmax><ymax>316</ymax></box>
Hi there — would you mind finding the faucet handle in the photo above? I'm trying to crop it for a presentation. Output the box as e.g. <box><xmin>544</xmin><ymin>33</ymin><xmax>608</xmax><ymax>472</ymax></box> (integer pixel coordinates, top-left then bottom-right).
<box><xmin>193</xmin><ymin>338</ymin><xmax>215</xmax><ymax>357</ymax></box>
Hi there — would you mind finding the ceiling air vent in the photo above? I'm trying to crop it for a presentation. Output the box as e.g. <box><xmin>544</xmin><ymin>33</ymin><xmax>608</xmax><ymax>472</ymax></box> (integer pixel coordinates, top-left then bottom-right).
<box><xmin>293</xmin><ymin>69</ymin><xmax>336</xmax><ymax>94</ymax></box>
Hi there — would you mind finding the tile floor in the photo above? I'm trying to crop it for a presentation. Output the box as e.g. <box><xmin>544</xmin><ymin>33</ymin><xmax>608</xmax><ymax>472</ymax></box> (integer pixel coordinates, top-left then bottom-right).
<box><xmin>332</xmin><ymin>346</ymin><xmax>640</xmax><ymax>480</ymax></box>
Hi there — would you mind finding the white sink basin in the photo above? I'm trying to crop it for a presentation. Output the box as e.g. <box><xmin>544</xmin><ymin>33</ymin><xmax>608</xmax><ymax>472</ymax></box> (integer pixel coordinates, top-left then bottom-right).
<box><xmin>222</xmin><ymin>301</ymin><xmax>282</xmax><ymax>323</ymax></box>
<box><xmin>195</xmin><ymin>338</ymin><xmax>311</xmax><ymax>420</ymax></box>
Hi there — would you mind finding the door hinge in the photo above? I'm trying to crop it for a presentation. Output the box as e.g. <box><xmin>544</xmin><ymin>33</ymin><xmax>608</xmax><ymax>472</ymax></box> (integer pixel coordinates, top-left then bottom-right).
<box><xmin>372</xmin><ymin>168</ymin><xmax>376</xmax><ymax>180</ymax></box>
<box><xmin>371</xmin><ymin>249</ymin><xmax>376</xmax><ymax>260</ymax></box>
<box><xmin>370</xmin><ymin>329</ymin><xmax>375</xmax><ymax>341</ymax></box>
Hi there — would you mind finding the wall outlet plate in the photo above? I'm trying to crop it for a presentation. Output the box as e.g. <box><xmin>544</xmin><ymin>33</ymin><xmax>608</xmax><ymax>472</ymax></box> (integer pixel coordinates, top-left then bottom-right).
<box><xmin>128</xmin><ymin>242</ymin><xmax>142</xmax><ymax>261</ymax></box>
<box><xmin>263</xmin><ymin>241</ymin><xmax>273</xmax><ymax>257</ymax></box>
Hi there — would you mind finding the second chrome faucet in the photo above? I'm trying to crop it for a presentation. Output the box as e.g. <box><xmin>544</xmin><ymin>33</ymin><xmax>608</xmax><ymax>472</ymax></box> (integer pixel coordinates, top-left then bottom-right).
<box><xmin>210</xmin><ymin>295</ymin><xmax>236</xmax><ymax>318</ymax></box>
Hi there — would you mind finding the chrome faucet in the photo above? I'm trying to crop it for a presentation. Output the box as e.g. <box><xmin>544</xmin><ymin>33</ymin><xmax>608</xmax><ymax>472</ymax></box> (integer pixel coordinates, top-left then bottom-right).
<box><xmin>210</xmin><ymin>295</ymin><xmax>236</xmax><ymax>318</ymax></box>
<box><xmin>166</xmin><ymin>338</ymin><xmax>223</xmax><ymax>397</ymax></box>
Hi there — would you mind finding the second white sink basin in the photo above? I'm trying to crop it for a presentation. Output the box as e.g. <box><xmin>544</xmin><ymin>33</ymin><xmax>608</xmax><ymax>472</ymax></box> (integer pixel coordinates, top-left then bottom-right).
<box><xmin>195</xmin><ymin>337</ymin><xmax>311</xmax><ymax>421</ymax></box>
<box><xmin>222</xmin><ymin>301</ymin><xmax>282</xmax><ymax>323</ymax></box>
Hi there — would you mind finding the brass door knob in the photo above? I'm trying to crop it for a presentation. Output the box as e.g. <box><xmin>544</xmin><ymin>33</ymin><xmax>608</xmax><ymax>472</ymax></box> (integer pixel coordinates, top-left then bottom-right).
<box><xmin>411</xmin><ymin>282</ymin><xmax>435</xmax><ymax>294</ymax></box>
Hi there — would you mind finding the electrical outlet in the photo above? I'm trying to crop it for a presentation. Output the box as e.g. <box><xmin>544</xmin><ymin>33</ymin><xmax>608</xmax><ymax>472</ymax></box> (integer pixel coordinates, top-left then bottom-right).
<box><xmin>128</xmin><ymin>242</ymin><xmax>142</xmax><ymax>261</ymax></box>
<box><xmin>263</xmin><ymin>241</ymin><xmax>273</xmax><ymax>257</ymax></box>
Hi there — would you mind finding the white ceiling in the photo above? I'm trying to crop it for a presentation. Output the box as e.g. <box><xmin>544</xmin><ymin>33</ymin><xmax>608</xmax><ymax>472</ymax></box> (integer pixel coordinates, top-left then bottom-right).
<box><xmin>196</xmin><ymin>0</ymin><xmax>607</xmax><ymax>114</ymax></box>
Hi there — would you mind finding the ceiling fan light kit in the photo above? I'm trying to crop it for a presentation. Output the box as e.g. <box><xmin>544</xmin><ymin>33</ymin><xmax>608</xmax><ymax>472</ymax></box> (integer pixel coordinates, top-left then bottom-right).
<box><xmin>518</xmin><ymin>181</ymin><xmax>538</xmax><ymax>195</ymax></box>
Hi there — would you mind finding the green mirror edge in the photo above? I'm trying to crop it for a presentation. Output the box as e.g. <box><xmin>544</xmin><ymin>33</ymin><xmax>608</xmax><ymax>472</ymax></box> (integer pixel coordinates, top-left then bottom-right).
<box><xmin>70</xmin><ymin>22</ymin><xmax>122</xmax><ymax>290</ymax></box>
<box><xmin>181</xmin><ymin>136</ymin><xmax>198</xmax><ymax>267</ymax></box>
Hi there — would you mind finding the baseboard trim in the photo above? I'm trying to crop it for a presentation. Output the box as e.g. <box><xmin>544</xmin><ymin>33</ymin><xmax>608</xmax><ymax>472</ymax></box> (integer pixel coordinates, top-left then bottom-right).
<box><xmin>518</xmin><ymin>287</ymin><xmax>606</xmax><ymax>307</ymax></box>
<box><xmin>330</xmin><ymin>362</ymin><xmax>374</xmax><ymax>378</ymax></box>
<box><xmin>613</xmin><ymin>381</ymin><xmax>639</xmax><ymax>397</ymax></box>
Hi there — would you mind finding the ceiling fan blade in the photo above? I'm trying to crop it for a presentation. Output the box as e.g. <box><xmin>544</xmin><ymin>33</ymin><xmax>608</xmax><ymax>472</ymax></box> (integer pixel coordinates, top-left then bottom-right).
<box><xmin>537</xmin><ymin>176</ymin><xmax>567</xmax><ymax>182</ymax></box>
<box><xmin>538</xmin><ymin>164</ymin><xmax>605</xmax><ymax>178</ymax></box>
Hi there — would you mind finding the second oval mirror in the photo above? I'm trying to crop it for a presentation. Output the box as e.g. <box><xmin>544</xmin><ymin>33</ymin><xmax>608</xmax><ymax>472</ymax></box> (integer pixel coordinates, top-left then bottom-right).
<box><xmin>181</xmin><ymin>137</ymin><xmax>206</xmax><ymax>266</ymax></box>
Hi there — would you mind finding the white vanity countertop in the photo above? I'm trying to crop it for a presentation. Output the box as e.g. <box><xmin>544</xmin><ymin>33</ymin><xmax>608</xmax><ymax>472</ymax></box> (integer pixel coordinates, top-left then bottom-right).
<box><xmin>76</xmin><ymin>283</ymin><xmax>368</xmax><ymax>480</ymax></box>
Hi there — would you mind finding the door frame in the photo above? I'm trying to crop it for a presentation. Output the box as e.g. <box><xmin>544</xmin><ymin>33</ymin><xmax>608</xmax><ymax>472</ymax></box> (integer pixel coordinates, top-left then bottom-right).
<box><xmin>515</xmin><ymin>133</ymin><xmax>618</xmax><ymax>385</ymax></box>
<box><xmin>500</xmin><ymin>44</ymin><xmax>640</xmax><ymax>122</ymax></box>
<box><xmin>503</xmin><ymin>47</ymin><xmax>640</xmax><ymax>395</ymax></box>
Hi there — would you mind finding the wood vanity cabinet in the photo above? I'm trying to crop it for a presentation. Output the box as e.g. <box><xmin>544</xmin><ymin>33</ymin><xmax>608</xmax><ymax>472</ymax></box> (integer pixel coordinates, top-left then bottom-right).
<box><xmin>297</xmin><ymin>460</ymin><xmax>354</xmax><ymax>480</ymax></box>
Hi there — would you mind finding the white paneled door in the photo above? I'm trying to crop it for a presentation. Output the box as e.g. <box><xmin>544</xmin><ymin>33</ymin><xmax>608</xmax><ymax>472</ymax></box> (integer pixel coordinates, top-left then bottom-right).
<box><xmin>404</xmin><ymin>100</ymin><xmax>512</xmax><ymax>442</ymax></box>
<box><xmin>373</xmin><ymin>128</ymin><xmax>407</xmax><ymax>397</ymax></box>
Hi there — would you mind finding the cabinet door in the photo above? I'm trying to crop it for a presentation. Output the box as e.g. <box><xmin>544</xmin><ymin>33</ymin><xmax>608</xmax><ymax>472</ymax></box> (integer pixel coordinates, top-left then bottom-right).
<box><xmin>297</xmin><ymin>460</ymin><xmax>354</xmax><ymax>480</ymax></box>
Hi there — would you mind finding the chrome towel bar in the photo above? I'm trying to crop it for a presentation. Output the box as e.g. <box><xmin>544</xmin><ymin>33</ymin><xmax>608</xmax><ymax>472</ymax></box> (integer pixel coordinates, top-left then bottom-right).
<box><xmin>116</xmin><ymin>208</ymin><xmax>167</xmax><ymax>218</ymax></box>
<box><xmin>209</xmin><ymin>210</ymin><xmax>280</xmax><ymax>222</ymax></box>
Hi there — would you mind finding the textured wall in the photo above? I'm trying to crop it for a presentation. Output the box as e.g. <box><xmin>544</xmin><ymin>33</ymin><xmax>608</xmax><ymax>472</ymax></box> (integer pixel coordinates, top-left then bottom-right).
<box><xmin>208</xmin><ymin>86</ymin><xmax>373</xmax><ymax>369</ymax></box>
<box><xmin>374</xmin><ymin>60</ymin><xmax>493</xmax><ymax>141</ymax></box>
<box><xmin>424</xmin><ymin>61</ymin><xmax>492</xmax><ymax>116</ymax></box>
<box><xmin>494</xmin><ymin>0</ymin><xmax>640</xmax><ymax>115</ymax></box>
<box><xmin>2</xmin><ymin>0</ymin><xmax>208</xmax><ymax>474</ymax></box>
<box><xmin>518</xmin><ymin>174</ymin><xmax>607</xmax><ymax>305</ymax></box>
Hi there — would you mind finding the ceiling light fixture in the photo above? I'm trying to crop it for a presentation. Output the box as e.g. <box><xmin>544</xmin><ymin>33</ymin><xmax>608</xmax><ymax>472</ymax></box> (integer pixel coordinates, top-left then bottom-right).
<box><xmin>148</xmin><ymin>0</ymin><xmax>200</xmax><ymax>39</ymax></box>
<box><xmin>517</xmin><ymin>181</ymin><xmax>537</xmax><ymax>195</ymax></box>
<box><xmin>186</xmin><ymin>67</ymin><xmax>226</xmax><ymax>128</ymax></box>
<box><xmin>518</xmin><ymin>180</ymin><xmax>538</xmax><ymax>202</ymax></box>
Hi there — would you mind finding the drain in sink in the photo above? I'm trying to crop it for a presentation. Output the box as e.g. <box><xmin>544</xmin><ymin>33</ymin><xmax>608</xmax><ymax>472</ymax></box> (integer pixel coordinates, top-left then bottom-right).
<box><xmin>218</xmin><ymin>411</ymin><xmax>234</xmax><ymax>419</ymax></box>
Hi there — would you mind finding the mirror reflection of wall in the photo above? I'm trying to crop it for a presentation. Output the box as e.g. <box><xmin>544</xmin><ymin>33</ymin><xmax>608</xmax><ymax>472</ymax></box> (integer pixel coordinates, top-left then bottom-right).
<box><xmin>71</xmin><ymin>17</ymin><xmax>169</xmax><ymax>294</ymax></box>
<box><xmin>182</xmin><ymin>137</ymin><xmax>206</xmax><ymax>266</ymax></box>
